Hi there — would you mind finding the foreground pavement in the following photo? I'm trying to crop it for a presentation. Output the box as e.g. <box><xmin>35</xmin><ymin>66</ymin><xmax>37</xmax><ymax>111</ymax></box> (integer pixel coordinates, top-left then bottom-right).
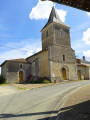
<box><xmin>59</xmin><ymin>83</ymin><xmax>90</xmax><ymax>120</ymax></box>
<box><xmin>0</xmin><ymin>86</ymin><xmax>18</xmax><ymax>97</ymax></box>
<box><xmin>0</xmin><ymin>80</ymin><xmax>90</xmax><ymax>120</ymax></box>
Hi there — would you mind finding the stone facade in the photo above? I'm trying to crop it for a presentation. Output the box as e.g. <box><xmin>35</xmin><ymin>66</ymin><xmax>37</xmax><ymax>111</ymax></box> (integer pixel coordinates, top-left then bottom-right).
<box><xmin>1</xmin><ymin>59</ymin><xmax>30</xmax><ymax>83</ymax></box>
<box><xmin>26</xmin><ymin>50</ymin><xmax>49</xmax><ymax>77</ymax></box>
<box><xmin>77</xmin><ymin>58</ymin><xmax>90</xmax><ymax>80</ymax></box>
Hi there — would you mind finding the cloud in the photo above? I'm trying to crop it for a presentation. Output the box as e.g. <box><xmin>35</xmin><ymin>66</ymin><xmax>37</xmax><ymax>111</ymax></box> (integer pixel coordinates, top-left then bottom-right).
<box><xmin>29</xmin><ymin>0</ymin><xmax>67</xmax><ymax>22</ymax></box>
<box><xmin>82</xmin><ymin>28</ymin><xmax>90</xmax><ymax>45</ymax></box>
<box><xmin>87</xmin><ymin>12</ymin><xmax>90</xmax><ymax>16</ymax></box>
<box><xmin>29</xmin><ymin>0</ymin><xmax>54</xmax><ymax>20</ymax></box>
<box><xmin>57</xmin><ymin>9</ymin><xmax>66</xmax><ymax>22</ymax></box>
<box><xmin>83</xmin><ymin>50</ymin><xmax>90</xmax><ymax>61</ymax></box>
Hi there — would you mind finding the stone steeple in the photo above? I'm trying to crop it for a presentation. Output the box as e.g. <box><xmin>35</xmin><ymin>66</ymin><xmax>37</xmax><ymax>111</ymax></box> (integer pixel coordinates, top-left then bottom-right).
<box><xmin>41</xmin><ymin>6</ymin><xmax>70</xmax><ymax>50</ymax></box>
<box><xmin>42</xmin><ymin>6</ymin><xmax>68</xmax><ymax>30</ymax></box>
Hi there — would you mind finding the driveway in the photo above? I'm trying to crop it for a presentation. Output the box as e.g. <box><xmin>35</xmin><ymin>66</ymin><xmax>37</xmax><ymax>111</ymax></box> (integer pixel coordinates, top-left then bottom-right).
<box><xmin>0</xmin><ymin>80</ymin><xmax>90</xmax><ymax>120</ymax></box>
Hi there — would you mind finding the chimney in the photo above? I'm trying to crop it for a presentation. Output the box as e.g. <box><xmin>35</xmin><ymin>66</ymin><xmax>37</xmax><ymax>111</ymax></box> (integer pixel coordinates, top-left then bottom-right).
<box><xmin>83</xmin><ymin>56</ymin><xmax>85</xmax><ymax>61</ymax></box>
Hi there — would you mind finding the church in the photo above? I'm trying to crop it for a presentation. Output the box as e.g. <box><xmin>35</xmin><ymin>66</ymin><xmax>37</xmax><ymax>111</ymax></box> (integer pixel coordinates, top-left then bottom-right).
<box><xmin>1</xmin><ymin>7</ymin><xmax>90</xmax><ymax>83</ymax></box>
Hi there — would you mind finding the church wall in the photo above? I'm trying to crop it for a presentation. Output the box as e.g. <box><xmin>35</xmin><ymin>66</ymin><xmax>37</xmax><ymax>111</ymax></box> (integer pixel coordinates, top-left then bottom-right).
<box><xmin>42</xmin><ymin>24</ymin><xmax>54</xmax><ymax>50</ymax></box>
<box><xmin>27</xmin><ymin>50</ymin><xmax>49</xmax><ymax>77</ymax></box>
<box><xmin>48</xmin><ymin>45</ymin><xmax>78</xmax><ymax>82</ymax></box>
<box><xmin>49</xmin><ymin>45</ymin><xmax>76</xmax><ymax>63</ymax></box>
<box><xmin>68</xmin><ymin>63</ymin><xmax>78</xmax><ymax>80</ymax></box>
<box><xmin>5</xmin><ymin>62</ymin><xmax>30</xmax><ymax>83</ymax></box>
<box><xmin>53</xmin><ymin>23</ymin><xmax>70</xmax><ymax>47</ymax></box>
<box><xmin>49</xmin><ymin>61</ymin><xmax>78</xmax><ymax>82</ymax></box>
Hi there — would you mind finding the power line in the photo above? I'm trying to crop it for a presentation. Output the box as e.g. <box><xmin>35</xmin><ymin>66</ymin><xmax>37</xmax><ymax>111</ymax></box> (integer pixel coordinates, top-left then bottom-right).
<box><xmin>0</xmin><ymin>44</ymin><xmax>32</xmax><ymax>52</ymax></box>
<box><xmin>0</xmin><ymin>28</ymin><xmax>89</xmax><ymax>52</ymax></box>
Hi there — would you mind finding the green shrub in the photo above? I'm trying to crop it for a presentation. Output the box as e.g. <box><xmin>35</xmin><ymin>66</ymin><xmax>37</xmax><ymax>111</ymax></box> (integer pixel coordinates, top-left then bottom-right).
<box><xmin>0</xmin><ymin>75</ymin><xmax>5</xmax><ymax>84</ymax></box>
<box><xmin>43</xmin><ymin>80</ymin><xmax>51</xmax><ymax>84</ymax></box>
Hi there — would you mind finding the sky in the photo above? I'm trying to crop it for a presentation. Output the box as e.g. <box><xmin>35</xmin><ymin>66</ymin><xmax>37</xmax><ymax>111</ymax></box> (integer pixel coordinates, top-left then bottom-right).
<box><xmin>0</xmin><ymin>0</ymin><xmax>90</xmax><ymax>73</ymax></box>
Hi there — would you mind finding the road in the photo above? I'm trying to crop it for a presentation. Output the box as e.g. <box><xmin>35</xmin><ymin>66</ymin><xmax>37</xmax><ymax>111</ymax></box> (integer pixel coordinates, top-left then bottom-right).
<box><xmin>0</xmin><ymin>80</ymin><xmax>90</xmax><ymax>120</ymax></box>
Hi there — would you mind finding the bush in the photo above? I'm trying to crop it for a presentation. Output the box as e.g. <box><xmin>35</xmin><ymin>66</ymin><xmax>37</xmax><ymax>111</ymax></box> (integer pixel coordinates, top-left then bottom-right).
<box><xmin>43</xmin><ymin>80</ymin><xmax>51</xmax><ymax>84</ymax></box>
<box><xmin>26</xmin><ymin>74</ymin><xmax>33</xmax><ymax>83</ymax></box>
<box><xmin>0</xmin><ymin>75</ymin><xmax>5</xmax><ymax>84</ymax></box>
<box><xmin>26</xmin><ymin>74</ymin><xmax>51</xmax><ymax>84</ymax></box>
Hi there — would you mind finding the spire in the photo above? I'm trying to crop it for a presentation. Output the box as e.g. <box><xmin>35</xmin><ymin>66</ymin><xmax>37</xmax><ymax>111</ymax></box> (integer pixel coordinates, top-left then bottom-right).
<box><xmin>47</xmin><ymin>6</ymin><xmax>61</xmax><ymax>23</ymax></box>
<box><xmin>42</xmin><ymin>6</ymin><xmax>68</xmax><ymax>30</ymax></box>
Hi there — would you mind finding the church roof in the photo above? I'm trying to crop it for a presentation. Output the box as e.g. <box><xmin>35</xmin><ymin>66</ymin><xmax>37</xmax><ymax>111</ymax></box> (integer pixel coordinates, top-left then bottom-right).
<box><xmin>0</xmin><ymin>58</ymin><xmax>28</xmax><ymax>67</ymax></box>
<box><xmin>42</xmin><ymin>6</ymin><xmax>69</xmax><ymax>30</ymax></box>
<box><xmin>6</xmin><ymin>58</ymin><xmax>27</xmax><ymax>62</ymax></box>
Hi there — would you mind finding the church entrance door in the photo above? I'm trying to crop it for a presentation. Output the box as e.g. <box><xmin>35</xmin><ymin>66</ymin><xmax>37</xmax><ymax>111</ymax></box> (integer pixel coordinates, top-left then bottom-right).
<box><xmin>19</xmin><ymin>71</ymin><xmax>23</xmax><ymax>82</ymax></box>
<box><xmin>62</xmin><ymin>68</ymin><xmax>67</xmax><ymax>80</ymax></box>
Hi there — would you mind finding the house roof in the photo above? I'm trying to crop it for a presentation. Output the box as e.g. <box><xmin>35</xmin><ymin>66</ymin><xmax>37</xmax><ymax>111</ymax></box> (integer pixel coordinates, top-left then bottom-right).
<box><xmin>0</xmin><ymin>58</ymin><xmax>28</xmax><ymax>67</ymax></box>
<box><xmin>41</xmin><ymin>6</ymin><xmax>69</xmax><ymax>31</ymax></box>
<box><xmin>77</xmin><ymin>63</ymin><xmax>86</xmax><ymax>67</ymax></box>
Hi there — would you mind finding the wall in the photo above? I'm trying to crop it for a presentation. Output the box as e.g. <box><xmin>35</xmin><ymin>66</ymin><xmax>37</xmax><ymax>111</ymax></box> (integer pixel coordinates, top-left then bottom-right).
<box><xmin>53</xmin><ymin>23</ymin><xmax>70</xmax><ymax>47</ymax></box>
<box><xmin>81</xmin><ymin>60</ymin><xmax>90</xmax><ymax>79</ymax></box>
<box><xmin>49</xmin><ymin>45</ymin><xmax>76</xmax><ymax>63</ymax></box>
<box><xmin>77</xmin><ymin>65</ymin><xmax>89</xmax><ymax>80</ymax></box>
<box><xmin>49</xmin><ymin>61</ymin><xmax>78</xmax><ymax>82</ymax></box>
<box><xmin>27</xmin><ymin>50</ymin><xmax>49</xmax><ymax>77</ymax></box>
<box><xmin>6</xmin><ymin>62</ymin><xmax>30</xmax><ymax>83</ymax></box>
<box><xmin>42</xmin><ymin>23</ymin><xmax>54</xmax><ymax>50</ymax></box>
<box><xmin>48</xmin><ymin>45</ymin><xmax>78</xmax><ymax>82</ymax></box>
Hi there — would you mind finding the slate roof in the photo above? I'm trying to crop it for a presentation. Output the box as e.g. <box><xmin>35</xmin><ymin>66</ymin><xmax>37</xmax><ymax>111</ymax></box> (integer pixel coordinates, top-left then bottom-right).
<box><xmin>42</xmin><ymin>6</ymin><xmax>69</xmax><ymax>30</ymax></box>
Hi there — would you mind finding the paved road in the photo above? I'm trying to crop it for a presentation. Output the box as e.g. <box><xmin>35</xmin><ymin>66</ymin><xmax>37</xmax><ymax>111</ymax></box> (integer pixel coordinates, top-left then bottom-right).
<box><xmin>0</xmin><ymin>80</ymin><xmax>90</xmax><ymax>120</ymax></box>
<box><xmin>0</xmin><ymin>86</ymin><xmax>17</xmax><ymax>97</ymax></box>
<box><xmin>59</xmin><ymin>84</ymin><xmax>90</xmax><ymax>120</ymax></box>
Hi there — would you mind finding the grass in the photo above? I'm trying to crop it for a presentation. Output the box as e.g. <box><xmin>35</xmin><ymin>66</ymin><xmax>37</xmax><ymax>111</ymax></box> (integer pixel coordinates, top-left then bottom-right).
<box><xmin>0</xmin><ymin>83</ymin><xmax>7</xmax><ymax>86</ymax></box>
<box><xmin>17</xmin><ymin>87</ymin><xmax>25</xmax><ymax>90</ymax></box>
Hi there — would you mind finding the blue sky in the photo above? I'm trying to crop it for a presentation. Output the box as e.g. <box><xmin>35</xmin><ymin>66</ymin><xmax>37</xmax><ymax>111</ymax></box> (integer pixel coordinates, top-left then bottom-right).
<box><xmin>0</xmin><ymin>0</ymin><xmax>90</xmax><ymax>73</ymax></box>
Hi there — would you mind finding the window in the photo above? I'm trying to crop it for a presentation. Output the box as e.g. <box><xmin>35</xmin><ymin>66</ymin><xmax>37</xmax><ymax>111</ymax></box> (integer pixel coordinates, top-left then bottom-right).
<box><xmin>20</xmin><ymin>64</ymin><xmax>23</xmax><ymax>68</ymax></box>
<box><xmin>63</xmin><ymin>54</ymin><xmax>65</xmax><ymax>61</ymax></box>
<box><xmin>60</xmin><ymin>29</ymin><xmax>64</xmax><ymax>35</ymax></box>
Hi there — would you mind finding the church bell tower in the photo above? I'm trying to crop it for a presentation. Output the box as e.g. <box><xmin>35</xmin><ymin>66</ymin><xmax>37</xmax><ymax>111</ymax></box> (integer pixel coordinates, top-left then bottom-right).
<box><xmin>41</xmin><ymin>7</ymin><xmax>78</xmax><ymax>81</ymax></box>
<box><xmin>41</xmin><ymin>6</ymin><xmax>71</xmax><ymax>50</ymax></box>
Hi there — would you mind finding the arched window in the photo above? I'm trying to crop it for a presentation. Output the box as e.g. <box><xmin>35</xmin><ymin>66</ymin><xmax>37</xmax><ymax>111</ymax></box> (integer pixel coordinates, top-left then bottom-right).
<box><xmin>46</xmin><ymin>30</ymin><xmax>48</xmax><ymax>37</ymax></box>
<box><xmin>20</xmin><ymin>64</ymin><xmax>23</xmax><ymax>68</ymax></box>
<box><xmin>63</xmin><ymin>54</ymin><xmax>65</xmax><ymax>61</ymax></box>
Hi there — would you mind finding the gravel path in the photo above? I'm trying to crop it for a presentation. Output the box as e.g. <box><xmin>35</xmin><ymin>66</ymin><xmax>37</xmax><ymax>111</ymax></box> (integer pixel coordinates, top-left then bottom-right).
<box><xmin>59</xmin><ymin>83</ymin><xmax>90</xmax><ymax>120</ymax></box>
